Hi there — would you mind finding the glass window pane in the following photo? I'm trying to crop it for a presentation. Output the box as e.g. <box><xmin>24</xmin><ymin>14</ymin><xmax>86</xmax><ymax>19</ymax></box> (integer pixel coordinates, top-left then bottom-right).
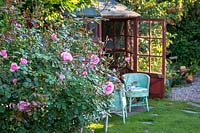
<box><xmin>115</xmin><ymin>21</ymin><xmax>125</xmax><ymax>49</ymax></box>
<box><xmin>138</xmin><ymin>56</ymin><xmax>149</xmax><ymax>72</ymax></box>
<box><xmin>127</xmin><ymin>37</ymin><xmax>134</xmax><ymax>53</ymax></box>
<box><xmin>151</xmin><ymin>57</ymin><xmax>162</xmax><ymax>74</ymax></box>
<box><xmin>87</xmin><ymin>22</ymin><xmax>98</xmax><ymax>39</ymax></box>
<box><xmin>114</xmin><ymin>52</ymin><xmax>126</xmax><ymax>67</ymax></box>
<box><xmin>115</xmin><ymin>21</ymin><xmax>124</xmax><ymax>36</ymax></box>
<box><xmin>116</xmin><ymin>36</ymin><xmax>124</xmax><ymax>49</ymax></box>
<box><xmin>127</xmin><ymin>53</ymin><xmax>134</xmax><ymax>70</ymax></box>
<box><xmin>104</xmin><ymin>21</ymin><xmax>114</xmax><ymax>50</ymax></box>
<box><xmin>138</xmin><ymin>38</ymin><xmax>149</xmax><ymax>55</ymax></box>
<box><xmin>138</xmin><ymin>21</ymin><xmax>149</xmax><ymax>37</ymax></box>
<box><xmin>151</xmin><ymin>21</ymin><xmax>163</xmax><ymax>38</ymax></box>
<box><xmin>151</xmin><ymin>39</ymin><xmax>162</xmax><ymax>56</ymax></box>
<box><xmin>128</xmin><ymin>20</ymin><xmax>135</xmax><ymax>36</ymax></box>
<box><xmin>105</xmin><ymin>38</ymin><xmax>114</xmax><ymax>49</ymax></box>
<box><xmin>104</xmin><ymin>21</ymin><xmax>114</xmax><ymax>37</ymax></box>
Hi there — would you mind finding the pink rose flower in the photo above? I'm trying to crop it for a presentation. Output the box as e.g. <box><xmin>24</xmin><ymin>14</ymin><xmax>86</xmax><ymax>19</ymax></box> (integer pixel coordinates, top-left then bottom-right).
<box><xmin>89</xmin><ymin>64</ymin><xmax>95</xmax><ymax>69</ymax></box>
<box><xmin>16</xmin><ymin>23</ymin><xmax>21</xmax><ymax>28</ymax></box>
<box><xmin>104</xmin><ymin>82</ymin><xmax>114</xmax><ymax>95</ymax></box>
<box><xmin>75</xmin><ymin>70</ymin><xmax>78</xmax><ymax>74</ymax></box>
<box><xmin>125</xmin><ymin>57</ymin><xmax>130</xmax><ymax>63</ymax></box>
<box><xmin>20</xmin><ymin>58</ymin><xmax>28</xmax><ymax>65</ymax></box>
<box><xmin>51</xmin><ymin>33</ymin><xmax>57</xmax><ymax>41</ymax></box>
<box><xmin>31</xmin><ymin>101</ymin><xmax>38</xmax><ymax>107</ymax></box>
<box><xmin>61</xmin><ymin>52</ymin><xmax>73</xmax><ymax>62</ymax></box>
<box><xmin>17</xmin><ymin>101</ymin><xmax>31</xmax><ymax>112</ymax></box>
<box><xmin>0</xmin><ymin>50</ymin><xmax>7</xmax><ymax>58</ymax></box>
<box><xmin>35</xmin><ymin>23</ymin><xmax>40</xmax><ymax>28</ymax></box>
<box><xmin>59</xmin><ymin>74</ymin><xmax>65</xmax><ymax>80</ymax></box>
<box><xmin>90</xmin><ymin>55</ymin><xmax>100</xmax><ymax>65</ymax></box>
<box><xmin>10</xmin><ymin>63</ymin><xmax>20</xmax><ymax>72</ymax></box>
<box><xmin>88</xmin><ymin>51</ymin><xmax>92</xmax><ymax>54</ymax></box>
<box><xmin>82</xmin><ymin>70</ymin><xmax>88</xmax><ymax>76</ymax></box>
<box><xmin>80</xmin><ymin>57</ymin><xmax>86</xmax><ymax>62</ymax></box>
<box><xmin>12</xmin><ymin>78</ymin><xmax>17</xmax><ymax>84</ymax></box>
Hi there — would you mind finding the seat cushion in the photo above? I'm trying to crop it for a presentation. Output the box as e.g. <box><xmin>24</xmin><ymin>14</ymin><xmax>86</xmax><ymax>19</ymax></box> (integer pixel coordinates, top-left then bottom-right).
<box><xmin>130</xmin><ymin>87</ymin><xmax>147</xmax><ymax>92</ymax></box>
<box><xmin>126</xmin><ymin>87</ymin><xmax>149</xmax><ymax>97</ymax></box>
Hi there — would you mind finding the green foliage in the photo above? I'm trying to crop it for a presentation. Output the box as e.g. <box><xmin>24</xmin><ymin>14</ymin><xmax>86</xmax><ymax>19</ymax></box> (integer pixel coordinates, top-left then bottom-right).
<box><xmin>21</xmin><ymin>0</ymin><xmax>98</xmax><ymax>11</ymax></box>
<box><xmin>0</xmin><ymin>1</ymin><xmax>113</xmax><ymax>132</ymax></box>
<box><xmin>165</xmin><ymin>60</ymin><xmax>183</xmax><ymax>87</ymax></box>
<box><xmin>169</xmin><ymin>0</ymin><xmax>200</xmax><ymax>67</ymax></box>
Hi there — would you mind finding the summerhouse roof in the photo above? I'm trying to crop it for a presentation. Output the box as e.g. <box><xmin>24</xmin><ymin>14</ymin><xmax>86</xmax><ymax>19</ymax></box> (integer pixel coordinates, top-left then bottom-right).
<box><xmin>76</xmin><ymin>0</ymin><xmax>140</xmax><ymax>18</ymax></box>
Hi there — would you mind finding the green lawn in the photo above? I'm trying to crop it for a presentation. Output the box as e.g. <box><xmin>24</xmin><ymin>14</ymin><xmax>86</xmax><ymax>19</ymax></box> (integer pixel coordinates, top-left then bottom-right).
<box><xmin>90</xmin><ymin>99</ymin><xmax>200</xmax><ymax>133</ymax></box>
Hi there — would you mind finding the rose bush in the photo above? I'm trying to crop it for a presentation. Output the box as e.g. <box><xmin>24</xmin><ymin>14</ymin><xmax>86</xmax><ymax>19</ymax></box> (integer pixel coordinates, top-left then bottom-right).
<box><xmin>0</xmin><ymin>1</ymin><xmax>114</xmax><ymax>132</ymax></box>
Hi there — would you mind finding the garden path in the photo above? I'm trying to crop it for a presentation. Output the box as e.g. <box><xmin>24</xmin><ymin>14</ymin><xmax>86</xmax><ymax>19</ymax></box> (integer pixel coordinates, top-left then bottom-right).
<box><xmin>170</xmin><ymin>74</ymin><xmax>200</xmax><ymax>102</ymax></box>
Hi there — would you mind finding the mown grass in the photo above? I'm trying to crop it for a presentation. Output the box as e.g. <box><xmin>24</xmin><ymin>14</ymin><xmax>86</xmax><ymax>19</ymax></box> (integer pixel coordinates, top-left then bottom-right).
<box><xmin>90</xmin><ymin>99</ymin><xmax>200</xmax><ymax>133</ymax></box>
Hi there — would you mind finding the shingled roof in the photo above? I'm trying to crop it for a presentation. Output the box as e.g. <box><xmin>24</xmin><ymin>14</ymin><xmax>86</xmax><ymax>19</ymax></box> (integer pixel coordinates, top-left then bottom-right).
<box><xmin>76</xmin><ymin>0</ymin><xmax>140</xmax><ymax>18</ymax></box>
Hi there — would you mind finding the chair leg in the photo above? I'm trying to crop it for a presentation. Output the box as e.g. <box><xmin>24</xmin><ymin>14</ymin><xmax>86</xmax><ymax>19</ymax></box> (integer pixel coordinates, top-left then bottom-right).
<box><xmin>80</xmin><ymin>128</ymin><xmax>83</xmax><ymax>133</ymax></box>
<box><xmin>104</xmin><ymin>115</ymin><xmax>108</xmax><ymax>133</ymax></box>
<box><xmin>129</xmin><ymin>97</ymin><xmax>132</xmax><ymax>112</ymax></box>
<box><xmin>125</xmin><ymin>107</ymin><xmax>128</xmax><ymax>118</ymax></box>
<box><xmin>122</xmin><ymin>108</ymin><xmax>125</xmax><ymax>124</ymax></box>
<box><xmin>145</xmin><ymin>97</ymin><xmax>149</xmax><ymax>112</ymax></box>
<box><xmin>142</xmin><ymin>97</ymin><xmax>145</xmax><ymax>106</ymax></box>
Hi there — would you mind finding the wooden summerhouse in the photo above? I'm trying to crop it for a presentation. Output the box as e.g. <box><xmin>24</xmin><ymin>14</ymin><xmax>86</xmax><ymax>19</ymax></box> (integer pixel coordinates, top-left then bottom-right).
<box><xmin>77</xmin><ymin>0</ymin><xmax>166</xmax><ymax>98</ymax></box>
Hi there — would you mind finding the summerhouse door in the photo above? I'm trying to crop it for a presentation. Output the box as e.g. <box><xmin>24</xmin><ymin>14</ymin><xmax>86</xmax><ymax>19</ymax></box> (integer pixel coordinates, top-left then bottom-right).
<box><xmin>134</xmin><ymin>18</ymin><xmax>166</xmax><ymax>98</ymax></box>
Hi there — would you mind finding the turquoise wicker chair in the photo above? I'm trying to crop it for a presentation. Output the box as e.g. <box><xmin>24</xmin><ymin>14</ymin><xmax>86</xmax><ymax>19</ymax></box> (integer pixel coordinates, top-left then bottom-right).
<box><xmin>105</xmin><ymin>89</ymin><xmax>127</xmax><ymax>133</ymax></box>
<box><xmin>110</xmin><ymin>89</ymin><xmax>127</xmax><ymax>123</ymax></box>
<box><xmin>122</xmin><ymin>73</ymin><xmax>150</xmax><ymax>112</ymax></box>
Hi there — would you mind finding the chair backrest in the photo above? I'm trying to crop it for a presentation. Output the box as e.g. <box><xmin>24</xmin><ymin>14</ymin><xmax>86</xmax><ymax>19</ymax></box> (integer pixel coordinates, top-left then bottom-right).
<box><xmin>122</xmin><ymin>73</ymin><xmax>150</xmax><ymax>91</ymax></box>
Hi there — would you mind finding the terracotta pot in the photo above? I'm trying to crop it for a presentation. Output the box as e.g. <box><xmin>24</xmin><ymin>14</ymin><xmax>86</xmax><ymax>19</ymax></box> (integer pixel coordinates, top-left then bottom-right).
<box><xmin>186</xmin><ymin>74</ymin><xmax>193</xmax><ymax>83</ymax></box>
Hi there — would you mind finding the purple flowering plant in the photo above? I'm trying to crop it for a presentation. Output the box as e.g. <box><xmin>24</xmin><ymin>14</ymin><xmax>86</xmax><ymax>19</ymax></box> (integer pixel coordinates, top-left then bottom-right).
<box><xmin>0</xmin><ymin>1</ymin><xmax>114</xmax><ymax>132</ymax></box>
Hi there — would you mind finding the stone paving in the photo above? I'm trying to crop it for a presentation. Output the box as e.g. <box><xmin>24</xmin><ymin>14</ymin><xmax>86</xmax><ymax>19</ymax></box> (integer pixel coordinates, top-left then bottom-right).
<box><xmin>170</xmin><ymin>74</ymin><xmax>200</xmax><ymax>102</ymax></box>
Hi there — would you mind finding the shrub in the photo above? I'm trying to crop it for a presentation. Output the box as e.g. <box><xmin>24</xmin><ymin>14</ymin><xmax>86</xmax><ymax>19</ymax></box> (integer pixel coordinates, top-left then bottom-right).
<box><xmin>0</xmin><ymin>1</ymin><xmax>113</xmax><ymax>132</ymax></box>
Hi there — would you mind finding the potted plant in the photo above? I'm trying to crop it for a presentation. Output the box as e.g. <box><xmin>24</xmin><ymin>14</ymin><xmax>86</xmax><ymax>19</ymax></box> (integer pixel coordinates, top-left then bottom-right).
<box><xmin>186</xmin><ymin>64</ymin><xmax>199</xmax><ymax>83</ymax></box>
